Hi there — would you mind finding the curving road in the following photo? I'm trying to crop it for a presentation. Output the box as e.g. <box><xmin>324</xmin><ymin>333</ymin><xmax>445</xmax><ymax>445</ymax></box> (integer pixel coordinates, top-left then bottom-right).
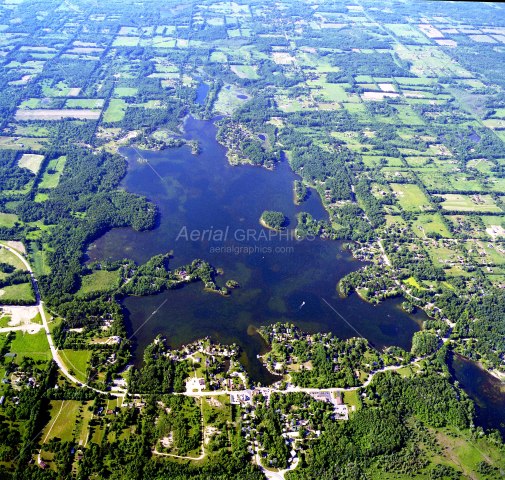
<box><xmin>1</xmin><ymin>244</ymin><xmax>114</xmax><ymax>396</ymax></box>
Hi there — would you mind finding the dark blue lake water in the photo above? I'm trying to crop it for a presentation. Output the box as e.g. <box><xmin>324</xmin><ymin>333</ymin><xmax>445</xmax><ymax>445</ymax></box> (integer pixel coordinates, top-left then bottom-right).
<box><xmin>89</xmin><ymin>117</ymin><xmax>424</xmax><ymax>383</ymax></box>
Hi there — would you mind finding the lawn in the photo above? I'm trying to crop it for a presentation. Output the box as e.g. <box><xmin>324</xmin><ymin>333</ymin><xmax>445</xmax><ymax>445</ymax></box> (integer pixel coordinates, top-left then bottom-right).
<box><xmin>343</xmin><ymin>390</ymin><xmax>360</xmax><ymax>412</ymax></box>
<box><xmin>404</xmin><ymin>276</ymin><xmax>424</xmax><ymax>289</ymax></box>
<box><xmin>9</xmin><ymin>330</ymin><xmax>50</xmax><ymax>361</ymax></box>
<box><xmin>38</xmin><ymin>155</ymin><xmax>66</xmax><ymax>189</ymax></box>
<box><xmin>103</xmin><ymin>99</ymin><xmax>127</xmax><ymax>122</ymax></box>
<box><xmin>390</xmin><ymin>183</ymin><xmax>433</xmax><ymax>212</ymax></box>
<box><xmin>60</xmin><ymin>350</ymin><xmax>92</xmax><ymax>383</ymax></box>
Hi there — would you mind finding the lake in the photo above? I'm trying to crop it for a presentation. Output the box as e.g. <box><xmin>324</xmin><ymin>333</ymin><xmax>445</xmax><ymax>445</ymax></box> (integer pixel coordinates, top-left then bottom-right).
<box><xmin>88</xmin><ymin>117</ymin><xmax>424</xmax><ymax>384</ymax></box>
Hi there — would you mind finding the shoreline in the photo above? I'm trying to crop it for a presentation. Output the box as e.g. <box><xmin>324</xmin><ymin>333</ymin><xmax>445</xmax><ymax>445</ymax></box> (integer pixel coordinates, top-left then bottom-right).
<box><xmin>259</xmin><ymin>217</ymin><xmax>283</xmax><ymax>232</ymax></box>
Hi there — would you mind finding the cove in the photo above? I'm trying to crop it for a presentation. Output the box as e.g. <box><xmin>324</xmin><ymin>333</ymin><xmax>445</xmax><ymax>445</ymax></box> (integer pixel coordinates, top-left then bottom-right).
<box><xmin>449</xmin><ymin>353</ymin><xmax>505</xmax><ymax>435</ymax></box>
<box><xmin>88</xmin><ymin>117</ymin><xmax>423</xmax><ymax>384</ymax></box>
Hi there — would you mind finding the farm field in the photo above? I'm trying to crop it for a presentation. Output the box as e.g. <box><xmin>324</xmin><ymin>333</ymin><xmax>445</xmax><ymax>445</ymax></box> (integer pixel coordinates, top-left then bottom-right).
<box><xmin>15</xmin><ymin>109</ymin><xmax>101</xmax><ymax>120</ymax></box>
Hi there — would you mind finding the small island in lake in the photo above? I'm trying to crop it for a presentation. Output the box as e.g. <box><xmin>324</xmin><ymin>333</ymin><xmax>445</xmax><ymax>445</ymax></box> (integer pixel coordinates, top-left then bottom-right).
<box><xmin>293</xmin><ymin>180</ymin><xmax>308</xmax><ymax>204</ymax></box>
<box><xmin>260</xmin><ymin>210</ymin><xmax>288</xmax><ymax>231</ymax></box>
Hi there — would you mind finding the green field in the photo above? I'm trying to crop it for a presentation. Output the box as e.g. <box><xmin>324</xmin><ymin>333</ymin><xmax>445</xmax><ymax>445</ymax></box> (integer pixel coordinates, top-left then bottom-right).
<box><xmin>41</xmin><ymin>400</ymin><xmax>81</xmax><ymax>443</ymax></box>
<box><xmin>60</xmin><ymin>349</ymin><xmax>92</xmax><ymax>383</ymax></box>
<box><xmin>113</xmin><ymin>36</ymin><xmax>140</xmax><ymax>47</ymax></box>
<box><xmin>438</xmin><ymin>194</ymin><xmax>502</xmax><ymax>212</ymax></box>
<box><xmin>214</xmin><ymin>85</ymin><xmax>249</xmax><ymax>114</ymax></box>
<box><xmin>411</xmin><ymin>213</ymin><xmax>452</xmax><ymax>238</ymax></box>
<box><xmin>391</xmin><ymin>183</ymin><xmax>433</xmax><ymax>212</ymax></box>
<box><xmin>114</xmin><ymin>87</ymin><xmax>138</xmax><ymax>97</ymax></box>
<box><xmin>41</xmin><ymin>80</ymin><xmax>74</xmax><ymax>97</ymax></box>
<box><xmin>0</xmin><ymin>247</ymin><xmax>25</xmax><ymax>270</ymax></box>
<box><xmin>0</xmin><ymin>136</ymin><xmax>47</xmax><ymax>151</ymax></box>
<box><xmin>65</xmin><ymin>98</ymin><xmax>105</xmax><ymax>108</ymax></box>
<box><xmin>103</xmin><ymin>99</ymin><xmax>127</xmax><ymax>122</ymax></box>
<box><xmin>0</xmin><ymin>282</ymin><xmax>35</xmax><ymax>304</ymax></box>
<box><xmin>78</xmin><ymin>269</ymin><xmax>120</xmax><ymax>295</ymax></box>
<box><xmin>230</xmin><ymin>64</ymin><xmax>259</xmax><ymax>79</ymax></box>
<box><xmin>9</xmin><ymin>330</ymin><xmax>50</xmax><ymax>361</ymax></box>
<box><xmin>38</xmin><ymin>155</ymin><xmax>66</xmax><ymax>189</ymax></box>
<box><xmin>0</xmin><ymin>212</ymin><xmax>19</xmax><ymax>227</ymax></box>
